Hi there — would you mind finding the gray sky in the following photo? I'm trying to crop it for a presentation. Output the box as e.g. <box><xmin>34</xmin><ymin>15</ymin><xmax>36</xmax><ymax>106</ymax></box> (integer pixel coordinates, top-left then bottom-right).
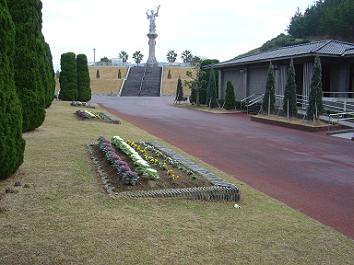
<box><xmin>42</xmin><ymin>0</ymin><xmax>315</xmax><ymax>70</ymax></box>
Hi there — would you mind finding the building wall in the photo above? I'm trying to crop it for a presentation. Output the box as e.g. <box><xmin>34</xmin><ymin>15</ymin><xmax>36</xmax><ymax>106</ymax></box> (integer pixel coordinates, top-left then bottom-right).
<box><xmin>330</xmin><ymin>63</ymin><xmax>350</xmax><ymax>96</ymax></box>
<box><xmin>223</xmin><ymin>69</ymin><xmax>246</xmax><ymax>101</ymax></box>
<box><xmin>247</xmin><ymin>67</ymin><xmax>268</xmax><ymax>96</ymax></box>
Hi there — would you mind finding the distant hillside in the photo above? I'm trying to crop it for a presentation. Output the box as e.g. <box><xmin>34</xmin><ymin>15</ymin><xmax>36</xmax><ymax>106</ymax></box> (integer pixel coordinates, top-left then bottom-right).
<box><xmin>288</xmin><ymin>0</ymin><xmax>354</xmax><ymax>42</ymax></box>
<box><xmin>234</xmin><ymin>0</ymin><xmax>353</xmax><ymax>59</ymax></box>
<box><xmin>235</xmin><ymin>34</ymin><xmax>309</xmax><ymax>59</ymax></box>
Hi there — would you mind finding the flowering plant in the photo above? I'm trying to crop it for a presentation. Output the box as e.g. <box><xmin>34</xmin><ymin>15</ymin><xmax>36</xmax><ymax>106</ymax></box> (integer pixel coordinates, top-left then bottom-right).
<box><xmin>97</xmin><ymin>136</ymin><xmax>139</xmax><ymax>185</ymax></box>
<box><xmin>111</xmin><ymin>136</ymin><xmax>159</xmax><ymax>180</ymax></box>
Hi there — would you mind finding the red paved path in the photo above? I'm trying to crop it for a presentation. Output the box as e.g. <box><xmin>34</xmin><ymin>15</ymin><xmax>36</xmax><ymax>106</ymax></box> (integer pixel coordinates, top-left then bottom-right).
<box><xmin>95</xmin><ymin>96</ymin><xmax>354</xmax><ymax>239</ymax></box>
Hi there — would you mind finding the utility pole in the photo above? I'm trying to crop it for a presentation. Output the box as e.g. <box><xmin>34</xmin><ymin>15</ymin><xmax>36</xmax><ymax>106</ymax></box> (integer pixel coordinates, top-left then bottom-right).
<box><xmin>93</xmin><ymin>48</ymin><xmax>96</xmax><ymax>65</ymax></box>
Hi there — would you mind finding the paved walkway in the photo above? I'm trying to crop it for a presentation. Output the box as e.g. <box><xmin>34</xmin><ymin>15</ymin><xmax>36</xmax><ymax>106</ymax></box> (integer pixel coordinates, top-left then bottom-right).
<box><xmin>94</xmin><ymin>96</ymin><xmax>354</xmax><ymax>239</ymax></box>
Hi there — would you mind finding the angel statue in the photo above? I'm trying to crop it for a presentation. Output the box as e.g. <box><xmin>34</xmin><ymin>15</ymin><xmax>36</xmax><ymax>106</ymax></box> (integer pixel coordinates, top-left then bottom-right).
<box><xmin>146</xmin><ymin>5</ymin><xmax>160</xmax><ymax>34</ymax></box>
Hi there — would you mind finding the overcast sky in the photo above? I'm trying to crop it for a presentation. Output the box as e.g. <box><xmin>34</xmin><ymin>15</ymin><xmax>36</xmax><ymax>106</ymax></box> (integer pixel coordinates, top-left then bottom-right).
<box><xmin>42</xmin><ymin>0</ymin><xmax>315</xmax><ymax>70</ymax></box>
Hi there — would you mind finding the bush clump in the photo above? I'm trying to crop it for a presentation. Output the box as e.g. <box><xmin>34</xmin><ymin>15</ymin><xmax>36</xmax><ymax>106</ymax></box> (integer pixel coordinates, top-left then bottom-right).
<box><xmin>224</xmin><ymin>81</ymin><xmax>236</xmax><ymax>110</ymax></box>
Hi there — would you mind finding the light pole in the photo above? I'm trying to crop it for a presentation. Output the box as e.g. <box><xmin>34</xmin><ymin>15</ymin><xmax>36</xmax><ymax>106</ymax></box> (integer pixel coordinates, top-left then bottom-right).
<box><xmin>93</xmin><ymin>48</ymin><xmax>96</xmax><ymax>65</ymax></box>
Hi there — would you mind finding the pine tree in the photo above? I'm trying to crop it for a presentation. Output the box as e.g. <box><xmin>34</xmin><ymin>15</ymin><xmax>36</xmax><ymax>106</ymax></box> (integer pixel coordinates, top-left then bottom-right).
<box><xmin>224</xmin><ymin>81</ymin><xmax>236</xmax><ymax>110</ymax></box>
<box><xmin>77</xmin><ymin>54</ymin><xmax>91</xmax><ymax>102</ymax></box>
<box><xmin>206</xmin><ymin>69</ymin><xmax>219</xmax><ymax>108</ymax></box>
<box><xmin>8</xmin><ymin>0</ymin><xmax>46</xmax><ymax>131</ymax></box>
<box><xmin>283</xmin><ymin>59</ymin><xmax>297</xmax><ymax>117</ymax></box>
<box><xmin>307</xmin><ymin>56</ymin><xmax>323</xmax><ymax>121</ymax></box>
<box><xmin>0</xmin><ymin>0</ymin><xmax>25</xmax><ymax>178</ymax></box>
<box><xmin>118</xmin><ymin>69</ymin><xmax>121</xmax><ymax>79</ymax></box>
<box><xmin>96</xmin><ymin>69</ymin><xmax>100</xmax><ymax>79</ymax></box>
<box><xmin>59</xmin><ymin>52</ymin><xmax>78</xmax><ymax>101</ymax></box>
<box><xmin>262</xmin><ymin>62</ymin><xmax>276</xmax><ymax>114</ymax></box>
<box><xmin>175</xmin><ymin>77</ymin><xmax>184</xmax><ymax>103</ymax></box>
<box><xmin>167</xmin><ymin>69</ymin><xmax>172</xmax><ymax>79</ymax></box>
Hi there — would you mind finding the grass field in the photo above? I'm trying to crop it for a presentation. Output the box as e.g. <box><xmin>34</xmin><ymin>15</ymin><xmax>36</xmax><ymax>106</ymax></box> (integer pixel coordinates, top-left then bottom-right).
<box><xmin>0</xmin><ymin>101</ymin><xmax>353</xmax><ymax>265</ymax></box>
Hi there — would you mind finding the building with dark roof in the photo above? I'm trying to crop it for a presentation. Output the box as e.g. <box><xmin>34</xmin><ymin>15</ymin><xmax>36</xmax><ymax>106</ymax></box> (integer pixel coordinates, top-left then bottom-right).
<box><xmin>213</xmin><ymin>40</ymin><xmax>354</xmax><ymax>103</ymax></box>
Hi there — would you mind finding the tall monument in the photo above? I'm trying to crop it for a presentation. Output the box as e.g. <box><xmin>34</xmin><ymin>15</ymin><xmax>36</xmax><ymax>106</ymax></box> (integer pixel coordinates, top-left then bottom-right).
<box><xmin>146</xmin><ymin>5</ymin><xmax>160</xmax><ymax>66</ymax></box>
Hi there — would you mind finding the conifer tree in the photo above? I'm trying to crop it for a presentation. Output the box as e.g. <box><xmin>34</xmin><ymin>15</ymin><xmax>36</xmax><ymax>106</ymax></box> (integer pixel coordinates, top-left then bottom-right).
<box><xmin>175</xmin><ymin>77</ymin><xmax>184</xmax><ymax>103</ymax></box>
<box><xmin>7</xmin><ymin>0</ymin><xmax>46</xmax><ymax>131</ymax></box>
<box><xmin>307</xmin><ymin>56</ymin><xmax>323</xmax><ymax>121</ymax></box>
<box><xmin>0</xmin><ymin>0</ymin><xmax>25</xmax><ymax>178</ymax></box>
<box><xmin>96</xmin><ymin>69</ymin><xmax>100</xmax><ymax>79</ymax></box>
<box><xmin>224</xmin><ymin>81</ymin><xmax>236</xmax><ymax>110</ymax></box>
<box><xmin>283</xmin><ymin>59</ymin><xmax>297</xmax><ymax>117</ymax></box>
<box><xmin>44</xmin><ymin>42</ymin><xmax>55</xmax><ymax>107</ymax></box>
<box><xmin>77</xmin><ymin>54</ymin><xmax>91</xmax><ymax>102</ymax></box>
<box><xmin>206</xmin><ymin>69</ymin><xmax>219</xmax><ymax>108</ymax></box>
<box><xmin>262</xmin><ymin>62</ymin><xmax>276</xmax><ymax>114</ymax></box>
<box><xmin>118</xmin><ymin>69</ymin><xmax>122</xmax><ymax>79</ymax></box>
<box><xmin>167</xmin><ymin>69</ymin><xmax>172</xmax><ymax>79</ymax></box>
<box><xmin>59</xmin><ymin>52</ymin><xmax>78</xmax><ymax>101</ymax></box>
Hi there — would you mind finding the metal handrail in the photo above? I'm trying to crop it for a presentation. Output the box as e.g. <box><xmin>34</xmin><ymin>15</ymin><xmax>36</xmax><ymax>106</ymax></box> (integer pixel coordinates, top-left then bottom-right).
<box><xmin>138</xmin><ymin>66</ymin><xmax>147</xmax><ymax>96</ymax></box>
<box><xmin>241</xmin><ymin>93</ymin><xmax>263</xmax><ymax>103</ymax></box>
<box><xmin>328</xmin><ymin>112</ymin><xmax>354</xmax><ymax>132</ymax></box>
<box><xmin>119</xmin><ymin>66</ymin><xmax>131</xmax><ymax>96</ymax></box>
<box><xmin>246</xmin><ymin>94</ymin><xmax>264</xmax><ymax>115</ymax></box>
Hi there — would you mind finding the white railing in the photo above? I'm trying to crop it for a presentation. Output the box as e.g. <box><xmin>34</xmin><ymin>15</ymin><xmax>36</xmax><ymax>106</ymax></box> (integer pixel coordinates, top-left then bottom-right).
<box><xmin>119</xmin><ymin>66</ymin><xmax>131</xmax><ymax>96</ymax></box>
<box><xmin>328</xmin><ymin>112</ymin><xmax>354</xmax><ymax>132</ymax></box>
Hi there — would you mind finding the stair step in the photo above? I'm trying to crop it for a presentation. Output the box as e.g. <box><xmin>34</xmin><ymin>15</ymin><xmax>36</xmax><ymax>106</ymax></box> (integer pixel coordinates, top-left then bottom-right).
<box><xmin>121</xmin><ymin>66</ymin><xmax>161</xmax><ymax>97</ymax></box>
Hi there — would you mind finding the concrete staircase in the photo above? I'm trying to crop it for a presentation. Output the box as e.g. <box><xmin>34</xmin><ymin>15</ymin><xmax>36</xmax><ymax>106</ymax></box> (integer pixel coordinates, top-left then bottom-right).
<box><xmin>120</xmin><ymin>66</ymin><xmax>161</xmax><ymax>97</ymax></box>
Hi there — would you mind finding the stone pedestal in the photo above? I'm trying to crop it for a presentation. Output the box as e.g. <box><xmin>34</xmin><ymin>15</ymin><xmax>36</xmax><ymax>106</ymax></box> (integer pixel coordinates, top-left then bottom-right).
<box><xmin>147</xmin><ymin>33</ymin><xmax>158</xmax><ymax>66</ymax></box>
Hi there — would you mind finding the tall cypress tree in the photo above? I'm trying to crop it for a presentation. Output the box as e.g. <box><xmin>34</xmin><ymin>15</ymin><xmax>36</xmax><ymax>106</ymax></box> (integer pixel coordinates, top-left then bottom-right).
<box><xmin>175</xmin><ymin>77</ymin><xmax>184</xmax><ymax>103</ymax></box>
<box><xmin>283</xmin><ymin>59</ymin><xmax>297</xmax><ymax>117</ymax></box>
<box><xmin>206</xmin><ymin>69</ymin><xmax>219</xmax><ymax>108</ymax></box>
<box><xmin>77</xmin><ymin>54</ymin><xmax>91</xmax><ymax>102</ymax></box>
<box><xmin>307</xmin><ymin>56</ymin><xmax>323</xmax><ymax>121</ymax></box>
<box><xmin>262</xmin><ymin>62</ymin><xmax>276</xmax><ymax>114</ymax></box>
<box><xmin>7</xmin><ymin>0</ymin><xmax>46</xmax><ymax>131</ymax></box>
<box><xmin>0</xmin><ymin>0</ymin><xmax>25</xmax><ymax>178</ymax></box>
<box><xmin>59</xmin><ymin>52</ymin><xmax>78</xmax><ymax>101</ymax></box>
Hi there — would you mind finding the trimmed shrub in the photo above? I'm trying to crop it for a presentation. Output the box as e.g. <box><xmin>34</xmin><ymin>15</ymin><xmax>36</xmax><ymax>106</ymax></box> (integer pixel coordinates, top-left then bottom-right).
<box><xmin>167</xmin><ymin>69</ymin><xmax>172</xmax><ymax>79</ymax></box>
<box><xmin>224</xmin><ymin>81</ymin><xmax>236</xmax><ymax>110</ymax></box>
<box><xmin>118</xmin><ymin>69</ymin><xmax>121</xmax><ymax>79</ymax></box>
<box><xmin>96</xmin><ymin>69</ymin><xmax>100</xmax><ymax>79</ymax></box>
<box><xmin>8</xmin><ymin>0</ymin><xmax>46</xmax><ymax>131</ymax></box>
<box><xmin>77</xmin><ymin>54</ymin><xmax>91</xmax><ymax>102</ymax></box>
<box><xmin>59</xmin><ymin>52</ymin><xmax>78</xmax><ymax>101</ymax></box>
<box><xmin>44</xmin><ymin>42</ymin><xmax>55</xmax><ymax>108</ymax></box>
<box><xmin>0</xmin><ymin>0</ymin><xmax>25</xmax><ymax>178</ymax></box>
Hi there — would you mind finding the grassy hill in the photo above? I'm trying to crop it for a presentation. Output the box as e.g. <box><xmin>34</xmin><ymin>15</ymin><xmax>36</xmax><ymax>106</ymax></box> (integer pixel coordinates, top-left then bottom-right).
<box><xmin>56</xmin><ymin>66</ymin><xmax>195</xmax><ymax>97</ymax></box>
<box><xmin>162</xmin><ymin>66</ymin><xmax>196</xmax><ymax>96</ymax></box>
<box><xmin>89</xmin><ymin>66</ymin><xmax>128</xmax><ymax>95</ymax></box>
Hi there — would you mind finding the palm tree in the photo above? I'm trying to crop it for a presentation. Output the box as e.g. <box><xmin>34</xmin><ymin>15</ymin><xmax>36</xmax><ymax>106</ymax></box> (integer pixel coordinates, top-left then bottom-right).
<box><xmin>181</xmin><ymin>50</ymin><xmax>193</xmax><ymax>63</ymax></box>
<box><xmin>166</xmin><ymin>50</ymin><xmax>177</xmax><ymax>63</ymax></box>
<box><xmin>132</xmin><ymin>51</ymin><xmax>144</xmax><ymax>65</ymax></box>
<box><xmin>119</xmin><ymin>50</ymin><xmax>128</xmax><ymax>63</ymax></box>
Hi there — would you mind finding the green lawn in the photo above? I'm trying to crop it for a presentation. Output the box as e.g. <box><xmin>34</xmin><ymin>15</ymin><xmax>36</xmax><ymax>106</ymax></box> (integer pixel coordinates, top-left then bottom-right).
<box><xmin>0</xmin><ymin>101</ymin><xmax>353</xmax><ymax>265</ymax></box>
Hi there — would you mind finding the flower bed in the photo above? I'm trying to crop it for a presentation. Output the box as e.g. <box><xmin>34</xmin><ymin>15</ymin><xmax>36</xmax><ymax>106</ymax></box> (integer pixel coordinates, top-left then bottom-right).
<box><xmin>87</xmin><ymin>138</ymin><xmax>240</xmax><ymax>201</ymax></box>
<box><xmin>75</xmin><ymin>110</ymin><xmax>120</xmax><ymax>124</ymax></box>
<box><xmin>97</xmin><ymin>136</ymin><xmax>139</xmax><ymax>185</ymax></box>
<box><xmin>70</xmin><ymin>101</ymin><xmax>96</xmax><ymax>108</ymax></box>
